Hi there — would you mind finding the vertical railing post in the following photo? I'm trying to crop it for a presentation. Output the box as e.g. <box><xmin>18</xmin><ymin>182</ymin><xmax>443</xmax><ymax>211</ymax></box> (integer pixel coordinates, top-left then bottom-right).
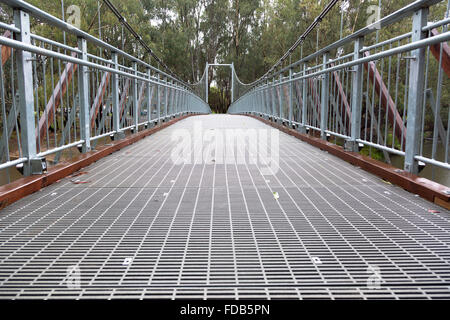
<box><xmin>179</xmin><ymin>88</ymin><xmax>183</xmax><ymax>115</ymax></box>
<box><xmin>300</xmin><ymin>63</ymin><xmax>307</xmax><ymax>133</ymax></box>
<box><xmin>289</xmin><ymin>67</ymin><xmax>293</xmax><ymax>127</ymax></box>
<box><xmin>111</xmin><ymin>52</ymin><xmax>122</xmax><ymax>139</ymax></box>
<box><xmin>271</xmin><ymin>79</ymin><xmax>276</xmax><ymax>120</ymax></box>
<box><xmin>14</xmin><ymin>10</ymin><xmax>36</xmax><ymax>175</ymax></box>
<box><xmin>347</xmin><ymin>37</ymin><xmax>364</xmax><ymax>152</ymax></box>
<box><xmin>157</xmin><ymin>73</ymin><xmax>161</xmax><ymax>125</ymax></box>
<box><xmin>404</xmin><ymin>7</ymin><xmax>428</xmax><ymax>174</ymax></box>
<box><xmin>174</xmin><ymin>85</ymin><xmax>179</xmax><ymax>116</ymax></box>
<box><xmin>278</xmin><ymin>74</ymin><xmax>283</xmax><ymax>122</ymax></box>
<box><xmin>185</xmin><ymin>90</ymin><xmax>189</xmax><ymax>114</ymax></box>
<box><xmin>164</xmin><ymin>77</ymin><xmax>168</xmax><ymax>120</ymax></box>
<box><xmin>205</xmin><ymin>62</ymin><xmax>209</xmax><ymax>104</ymax></box>
<box><xmin>146</xmin><ymin>67</ymin><xmax>151</xmax><ymax>124</ymax></box>
<box><xmin>164</xmin><ymin>82</ymin><xmax>173</xmax><ymax>117</ymax></box>
<box><xmin>172</xmin><ymin>82</ymin><xmax>177</xmax><ymax>117</ymax></box>
<box><xmin>132</xmin><ymin>62</ymin><xmax>138</xmax><ymax>133</ymax></box>
<box><xmin>320</xmin><ymin>52</ymin><xmax>329</xmax><ymax>140</ymax></box>
<box><xmin>77</xmin><ymin>37</ymin><xmax>91</xmax><ymax>152</ymax></box>
<box><xmin>172</xmin><ymin>81</ymin><xmax>176</xmax><ymax>117</ymax></box>
<box><xmin>231</xmin><ymin>62</ymin><xmax>235</xmax><ymax>103</ymax></box>
<box><xmin>252</xmin><ymin>89</ymin><xmax>255</xmax><ymax>114</ymax></box>
<box><xmin>258</xmin><ymin>90</ymin><xmax>262</xmax><ymax>116</ymax></box>
<box><xmin>169</xmin><ymin>81</ymin><xmax>173</xmax><ymax>116</ymax></box>
<box><xmin>182</xmin><ymin>89</ymin><xmax>186</xmax><ymax>114</ymax></box>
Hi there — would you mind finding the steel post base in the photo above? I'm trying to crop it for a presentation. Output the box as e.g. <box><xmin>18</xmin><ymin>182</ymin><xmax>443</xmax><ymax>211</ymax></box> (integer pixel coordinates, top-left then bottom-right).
<box><xmin>113</xmin><ymin>131</ymin><xmax>126</xmax><ymax>141</ymax></box>
<box><xmin>297</xmin><ymin>126</ymin><xmax>307</xmax><ymax>134</ymax></box>
<box><xmin>344</xmin><ymin>140</ymin><xmax>360</xmax><ymax>153</ymax></box>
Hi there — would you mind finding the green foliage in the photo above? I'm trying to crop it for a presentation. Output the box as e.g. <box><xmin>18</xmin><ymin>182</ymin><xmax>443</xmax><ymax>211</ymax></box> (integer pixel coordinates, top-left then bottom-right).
<box><xmin>360</xmin><ymin>146</ymin><xmax>385</xmax><ymax>162</ymax></box>
<box><xmin>0</xmin><ymin>0</ymin><xmax>447</xmax><ymax>116</ymax></box>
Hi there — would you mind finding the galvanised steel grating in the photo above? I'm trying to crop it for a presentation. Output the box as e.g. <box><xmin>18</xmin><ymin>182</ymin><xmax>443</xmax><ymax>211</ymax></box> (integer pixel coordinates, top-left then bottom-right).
<box><xmin>0</xmin><ymin>115</ymin><xmax>449</xmax><ymax>300</ymax></box>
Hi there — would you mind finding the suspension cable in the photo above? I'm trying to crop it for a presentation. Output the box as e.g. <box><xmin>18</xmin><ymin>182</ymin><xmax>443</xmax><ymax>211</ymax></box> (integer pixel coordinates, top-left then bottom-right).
<box><xmin>240</xmin><ymin>0</ymin><xmax>340</xmax><ymax>87</ymax></box>
<box><xmin>101</xmin><ymin>0</ymin><xmax>185</xmax><ymax>84</ymax></box>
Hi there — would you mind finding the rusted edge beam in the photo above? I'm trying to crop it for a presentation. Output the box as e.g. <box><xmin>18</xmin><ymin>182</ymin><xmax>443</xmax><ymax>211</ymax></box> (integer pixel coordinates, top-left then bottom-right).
<box><xmin>37</xmin><ymin>51</ymin><xmax>78</xmax><ymax>143</ymax></box>
<box><xmin>308</xmin><ymin>78</ymin><xmax>321</xmax><ymax>118</ymax></box>
<box><xmin>137</xmin><ymin>81</ymin><xmax>147</xmax><ymax>117</ymax></box>
<box><xmin>119</xmin><ymin>78</ymin><xmax>131</xmax><ymax>118</ymax></box>
<box><xmin>430</xmin><ymin>28</ymin><xmax>450</xmax><ymax>78</ymax></box>
<box><xmin>363</xmin><ymin>51</ymin><xmax>406</xmax><ymax>147</ymax></box>
<box><xmin>90</xmin><ymin>71</ymin><xmax>111</xmax><ymax>127</ymax></box>
<box><xmin>0</xmin><ymin>114</ymin><xmax>200</xmax><ymax>210</ymax></box>
<box><xmin>330</xmin><ymin>63</ymin><xmax>351</xmax><ymax>126</ymax></box>
<box><xmin>245</xmin><ymin>114</ymin><xmax>450</xmax><ymax>209</ymax></box>
<box><xmin>1</xmin><ymin>30</ymin><xmax>11</xmax><ymax>66</ymax></box>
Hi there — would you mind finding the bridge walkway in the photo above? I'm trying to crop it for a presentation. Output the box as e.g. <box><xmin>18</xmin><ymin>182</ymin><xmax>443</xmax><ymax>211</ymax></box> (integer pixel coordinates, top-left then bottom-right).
<box><xmin>0</xmin><ymin>114</ymin><xmax>449</xmax><ymax>299</ymax></box>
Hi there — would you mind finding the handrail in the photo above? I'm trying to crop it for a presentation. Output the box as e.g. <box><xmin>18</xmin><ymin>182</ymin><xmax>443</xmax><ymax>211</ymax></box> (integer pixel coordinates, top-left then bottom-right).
<box><xmin>1</xmin><ymin>0</ymin><xmax>192</xmax><ymax>87</ymax></box>
<box><xmin>229</xmin><ymin>0</ymin><xmax>450</xmax><ymax>177</ymax></box>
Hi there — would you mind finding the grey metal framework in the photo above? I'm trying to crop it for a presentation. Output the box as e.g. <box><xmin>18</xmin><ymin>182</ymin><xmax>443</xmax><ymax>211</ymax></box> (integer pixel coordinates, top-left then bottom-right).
<box><xmin>0</xmin><ymin>0</ymin><xmax>210</xmax><ymax>181</ymax></box>
<box><xmin>0</xmin><ymin>115</ymin><xmax>449</xmax><ymax>300</ymax></box>
<box><xmin>229</xmin><ymin>0</ymin><xmax>450</xmax><ymax>176</ymax></box>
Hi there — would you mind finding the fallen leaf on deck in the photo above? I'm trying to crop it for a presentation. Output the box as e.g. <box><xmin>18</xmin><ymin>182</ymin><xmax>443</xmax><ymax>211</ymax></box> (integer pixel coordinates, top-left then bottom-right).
<box><xmin>70</xmin><ymin>179</ymin><xmax>91</xmax><ymax>184</ymax></box>
<box><xmin>312</xmin><ymin>257</ymin><xmax>322</xmax><ymax>264</ymax></box>
<box><xmin>69</xmin><ymin>171</ymin><xmax>88</xmax><ymax>178</ymax></box>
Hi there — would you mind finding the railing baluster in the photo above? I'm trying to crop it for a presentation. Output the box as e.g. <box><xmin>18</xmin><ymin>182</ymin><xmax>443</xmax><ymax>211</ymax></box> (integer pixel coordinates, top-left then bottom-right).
<box><xmin>77</xmin><ymin>37</ymin><xmax>91</xmax><ymax>152</ymax></box>
<box><xmin>347</xmin><ymin>37</ymin><xmax>364</xmax><ymax>152</ymax></box>
<box><xmin>300</xmin><ymin>64</ymin><xmax>307</xmax><ymax>133</ymax></box>
<box><xmin>111</xmin><ymin>52</ymin><xmax>121</xmax><ymax>139</ymax></box>
<box><xmin>14</xmin><ymin>10</ymin><xmax>36</xmax><ymax>175</ymax></box>
<box><xmin>320</xmin><ymin>52</ymin><xmax>329</xmax><ymax>140</ymax></box>
<box><xmin>164</xmin><ymin>77</ymin><xmax>168</xmax><ymax>120</ymax></box>
<box><xmin>405</xmin><ymin>7</ymin><xmax>428</xmax><ymax>173</ymax></box>
<box><xmin>146</xmin><ymin>67</ymin><xmax>151</xmax><ymax>124</ymax></box>
<box><xmin>157</xmin><ymin>73</ymin><xmax>161</xmax><ymax>125</ymax></box>
<box><xmin>132</xmin><ymin>62</ymin><xmax>138</xmax><ymax>133</ymax></box>
<box><xmin>289</xmin><ymin>67</ymin><xmax>293</xmax><ymax>127</ymax></box>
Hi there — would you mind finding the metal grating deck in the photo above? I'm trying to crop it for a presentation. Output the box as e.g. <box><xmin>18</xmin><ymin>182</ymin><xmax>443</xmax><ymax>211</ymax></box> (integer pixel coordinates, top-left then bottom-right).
<box><xmin>0</xmin><ymin>114</ymin><xmax>449</xmax><ymax>300</ymax></box>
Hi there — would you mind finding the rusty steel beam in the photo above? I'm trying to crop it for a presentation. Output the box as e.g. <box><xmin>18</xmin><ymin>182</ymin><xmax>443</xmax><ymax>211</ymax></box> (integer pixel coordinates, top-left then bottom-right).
<box><xmin>429</xmin><ymin>28</ymin><xmax>450</xmax><ymax>78</ymax></box>
<box><xmin>363</xmin><ymin>51</ymin><xmax>406</xmax><ymax>147</ymax></box>
<box><xmin>119</xmin><ymin>78</ymin><xmax>131</xmax><ymax>118</ymax></box>
<box><xmin>36</xmin><ymin>51</ymin><xmax>78</xmax><ymax>144</ymax></box>
<box><xmin>137</xmin><ymin>81</ymin><xmax>146</xmax><ymax>116</ymax></box>
<box><xmin>331</xmin><ymin>66</ymin><xmax>351</xmax><ymax>126</ymax></box>
<box><xmin>293</xmin><ymin>81</ymin><xmax>304</xmax><ymax>121</ymax></box>
<box><xmin>90</xmin><ymin>71</ymin><xmax>111</xmax><ymax>127</ymax></box>
<box><xmin>308</xmin><ymin>78</ymin><xmax>321</xmax><ymax>118</ymax></box>
<box><xmin>1</xmin><ymin>30</ymin><xmax>11</xmax><ymax>66</ymax></box>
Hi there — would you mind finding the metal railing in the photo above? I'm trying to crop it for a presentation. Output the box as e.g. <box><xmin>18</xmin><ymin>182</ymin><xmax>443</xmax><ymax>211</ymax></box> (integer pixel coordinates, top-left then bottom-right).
<box><xmin>229</xmin><ymin>0</ymin><xmax>450</xmax><ymax>178</ymax></box>
<box><xmin>0</xmin><ymin>0</ymin><xmax>210</xmax><ymax>184</ymax></box>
